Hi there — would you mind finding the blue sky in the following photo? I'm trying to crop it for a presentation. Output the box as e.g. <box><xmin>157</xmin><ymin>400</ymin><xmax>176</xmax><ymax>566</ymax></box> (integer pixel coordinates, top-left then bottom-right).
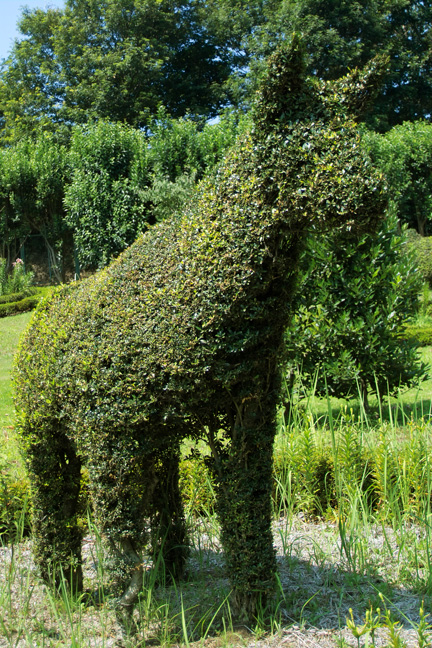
<box><xmin>0</xmin><ymin>1</ymin><xmax>65</xmax><ymax>63</ymax></box>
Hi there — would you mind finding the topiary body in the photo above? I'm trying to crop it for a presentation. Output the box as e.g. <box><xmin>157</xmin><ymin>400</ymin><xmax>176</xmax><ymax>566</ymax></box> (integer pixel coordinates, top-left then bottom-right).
<box><xmin>13</xmin><ymin>38</ymin><xmax>386</xmax><ymax>630</ymax></box>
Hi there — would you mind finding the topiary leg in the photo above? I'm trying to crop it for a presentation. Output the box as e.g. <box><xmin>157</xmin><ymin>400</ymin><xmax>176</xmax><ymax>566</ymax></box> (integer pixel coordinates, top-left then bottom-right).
<box><xmin>27</xmin><ymin>430</ymin><xmax>83</xmax><ymax>592</ymax></box>
<box><xmin>150</xmin><ymin>444</ymin><xmax>188</xmax><ymax>581</ymax></box>
<box><xmin>87</xmin><ymin>437</ymin><xmax>157</xmax><ymax>631</ymax></box>
<box><xmin>214</xmin><ymin>399</ymin><xmax>277</xmax><ymax>622</ymax></box>
<box><xmin>106</xmin><ymin>537</ymin><xmax>144</xmax><ymax>637</ymax></box>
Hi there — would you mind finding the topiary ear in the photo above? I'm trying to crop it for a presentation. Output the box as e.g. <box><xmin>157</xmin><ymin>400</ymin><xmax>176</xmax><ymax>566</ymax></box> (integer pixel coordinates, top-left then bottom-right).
<box><xmin>253</xmin><ymin>34</ymin><xmax>308</xmax><ymax>132</ymax></box>
<box><xmin>333</xmin><ymin>54</ymin><xmax>389</xmax><ymax>121</ymax></box>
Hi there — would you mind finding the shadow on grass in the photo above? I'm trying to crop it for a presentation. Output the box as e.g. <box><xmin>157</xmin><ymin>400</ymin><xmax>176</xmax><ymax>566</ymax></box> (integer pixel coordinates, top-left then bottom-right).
<box><xmin>122</xmin><ymin>528</ymin><xmax>431</xmax><ymax>645</ymax></box>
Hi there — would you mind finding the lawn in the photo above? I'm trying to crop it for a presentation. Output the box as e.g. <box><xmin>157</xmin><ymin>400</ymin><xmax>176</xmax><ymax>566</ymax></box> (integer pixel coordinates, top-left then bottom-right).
<box><xmin>0</xmin><ymin>311</ymin><xmax>32</xmax><ymax>475</ymax></box>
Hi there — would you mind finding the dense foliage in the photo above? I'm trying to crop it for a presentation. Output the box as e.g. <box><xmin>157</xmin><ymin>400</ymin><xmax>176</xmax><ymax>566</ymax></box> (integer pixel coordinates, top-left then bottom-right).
<box><xmin>0</xmin><ymin>0</ymin><xmax>429</xmax><ymax>141</ymax></box>
<box><xmin>64</xmin><ymin>121</ymin><xmax>152</xmax><ymax>269</ymax></box>
<box><xmin>0</xmin><ymin>258</ymin><xmax>34</xmax><ymax>296</ymax></box>
<box><xmin>286</xmin><ymin>217</ymin><xmax>427</xmax><ymax>407</ymax></box>
<box><xmin>0</xmin><ymin>112</ymin><xmax>243</xmax><ymax>274</ymax></box>
<box><xmin>364</xmin><ymin>121</ymin><xmax>432</xmax><ymax>235</ymax></box>
<box><xmin>0</xmin><ymin>0</ymin><xmax>246</xmax><ymax>142</ymax></box>
<box><xmin>406</xmin><ymin>230</ymin><xmax>432</xmax><ymax>285</ymax></box>
<box><xmin>0</xmin><ymin>134</ymin><xmax>69</xmax><ymax>280</ymax></box>
<box><xmin>13</xmin><ymin>40</ymin><xmax>386</xmax><ymax>629</ymax></box>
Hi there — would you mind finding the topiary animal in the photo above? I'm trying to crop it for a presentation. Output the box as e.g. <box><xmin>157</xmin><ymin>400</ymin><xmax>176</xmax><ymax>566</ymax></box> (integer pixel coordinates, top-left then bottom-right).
<box><xmin>13</xmin><ymin>37</ymin><xmax>386</xmax><ymax>634</ymax></box>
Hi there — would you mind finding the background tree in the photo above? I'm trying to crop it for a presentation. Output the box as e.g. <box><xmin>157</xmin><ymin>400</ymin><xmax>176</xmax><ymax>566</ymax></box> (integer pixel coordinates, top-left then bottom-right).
<box><xmin>241</xmin><ymin>0</ymin><xmax>432</xmax><ymax>132</ymax></box>
<box><xmin>286</xmin><ymin>215</ymin><xmax>426</xmax><ymax>408</ymax></box>
<box><xmin>64</xmin><ymin>121</ymin><xmax>152</xmax><ymax>269</ymax></box>
<box><xmin>0</xmin><ymin>133</ymin><xmax>68</xmax><ymax>280</ymax></box>
<box><xmin>0</xmin><ymin>0</ymin><xmax>246</xmax><ymax>142</ymax></box>
<box><xmin>64</xmin><ymin>113</ymin><xmax>242</xmax><ymax>269</ymax></box>
<box><xmin>364</xmin><ymin>121</ymin><xmax>432</xmax><ymax>235</ymax></box>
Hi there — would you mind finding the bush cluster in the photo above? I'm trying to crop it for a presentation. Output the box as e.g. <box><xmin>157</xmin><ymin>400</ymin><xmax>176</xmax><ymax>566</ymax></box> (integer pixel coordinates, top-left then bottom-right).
<box><xmin>286</xmin><ymin>216</ymin><xmax>426</xmax><ymax>406</ymax></box>
<box><xmin>1</xmin><ymin>113</ymin><xmax>245</xmax><ymax>277</ymax></box>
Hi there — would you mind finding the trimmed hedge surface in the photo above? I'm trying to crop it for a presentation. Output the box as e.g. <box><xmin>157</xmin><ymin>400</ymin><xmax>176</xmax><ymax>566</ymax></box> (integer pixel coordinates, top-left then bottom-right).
<box><xmin>0</xmin><ymin>287</ymin><xmax>53</xmax><ymax>318</ymax></box>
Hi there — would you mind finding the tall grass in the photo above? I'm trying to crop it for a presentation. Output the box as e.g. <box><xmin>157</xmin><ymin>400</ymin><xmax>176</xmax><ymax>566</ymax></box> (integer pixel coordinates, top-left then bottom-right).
<box><xmin>274</xmin><ymin>372</ymin><xmax>432</xmax><ymax>529</ymax></box>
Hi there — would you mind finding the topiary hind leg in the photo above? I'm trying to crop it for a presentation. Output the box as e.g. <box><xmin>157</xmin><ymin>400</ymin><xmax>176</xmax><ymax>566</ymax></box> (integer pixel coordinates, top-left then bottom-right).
<box><xmin>215</xmin><ymin>399</ymin><xmax>277</xmax><ymax>622</ymax></box>
<box><xmin>28</xmin><ymin>429</ymin><xmax>83</xmax><ymax>592</ymax></box>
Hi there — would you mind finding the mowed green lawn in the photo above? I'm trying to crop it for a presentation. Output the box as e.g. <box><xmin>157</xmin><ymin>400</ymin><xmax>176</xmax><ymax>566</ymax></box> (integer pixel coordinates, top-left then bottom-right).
<box><xmin>0</xmin><ymin>312</ymin><xmax>32</xmax><ymax>472</ymax></box>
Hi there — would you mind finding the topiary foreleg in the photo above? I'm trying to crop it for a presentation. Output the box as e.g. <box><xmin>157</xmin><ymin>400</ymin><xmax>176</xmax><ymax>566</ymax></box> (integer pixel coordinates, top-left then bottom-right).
<box><xmin>214</xmin><ymin>399</ymin><xmax>277</xmax><ymax>623</ymax></box>
<box><xmin>150</xmin><ymin>445</ymin><xmax>187</xmax><ymax>581</ymax></box>
<box><xmin>27</xmin><ymin>430</ymin><xmax>83</xmax><ymax>592</ymax></box>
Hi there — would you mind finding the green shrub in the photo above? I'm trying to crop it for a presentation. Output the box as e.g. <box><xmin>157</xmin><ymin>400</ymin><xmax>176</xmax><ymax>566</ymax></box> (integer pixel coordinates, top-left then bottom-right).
<box><xmin>0</xmin><ymin>295</ymin><xmax>41</xmax><ymax>318</ymax></box>
<box><xmin>286</xmin><ymin>216</ymin><xmax>426</xmax><ymax>407</ymax></box>
<box><xmin>406</xmin><ymin>230</ymin><xmax>432</xmax><ymax>286</ymax></box>
<box><xmin>0</xmin><ymin>258</ymin><xmax>34</xmax><ymax>296</ymax></box>
<box><xmin>0</xmin><ymin>287</ymin><xmax>53</xmax><ymax>317</ymax></box>
<box><xmin>403</xmin><ymin>325</ymin><xmax>432</xmax><ymax>346</ymax></box>
<box><xmin>0</xmin><ymin>289</ymin><xmax>36</xmax><ymax>305</ymax></box>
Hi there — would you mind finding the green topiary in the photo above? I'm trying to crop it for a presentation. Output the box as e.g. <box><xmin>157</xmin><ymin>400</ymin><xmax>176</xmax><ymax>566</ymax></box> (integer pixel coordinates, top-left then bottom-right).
<box><xmin>13</xmin><ymin>37</ymin><xmax>386</xmax><ymax>633</ymax></box>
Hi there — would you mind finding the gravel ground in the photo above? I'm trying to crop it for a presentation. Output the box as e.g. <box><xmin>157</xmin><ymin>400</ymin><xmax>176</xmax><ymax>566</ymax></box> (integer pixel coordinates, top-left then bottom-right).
<box><xmin>0</xmin><ymin>516</ymin><xmax>430</xmax><ymax>647</ymax></box>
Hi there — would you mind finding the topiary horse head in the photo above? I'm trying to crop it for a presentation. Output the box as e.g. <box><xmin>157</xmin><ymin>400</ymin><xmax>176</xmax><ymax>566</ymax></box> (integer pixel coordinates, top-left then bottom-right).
<box><xmin>13</xmin><ymin>37</ymin><xmax>386</xmax><ymax>635</ymax></box>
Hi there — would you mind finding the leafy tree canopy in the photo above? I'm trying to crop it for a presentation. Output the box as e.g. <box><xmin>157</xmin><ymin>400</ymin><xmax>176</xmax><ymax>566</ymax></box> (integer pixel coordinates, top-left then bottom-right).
<box><xmin>240</xmin><ymin>0</ymin><xmax>432</xmax><ymax>132</ymax></box>
<box><xmin>0</xmin><ymin>0</ymin><xmax>245</xmax><ymax>142</ymax></box>
<box><xmin>0</xmin><ymin>0</ymin><xmax>430</xmax><ymax>139</ymax></box>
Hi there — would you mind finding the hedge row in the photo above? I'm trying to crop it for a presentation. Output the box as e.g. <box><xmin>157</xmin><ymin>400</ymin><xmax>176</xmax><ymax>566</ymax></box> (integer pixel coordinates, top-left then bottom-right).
<box><xmin>0</xmin><ymin>287</ymin><xmax>53</xmax><ymax>318</ymax></box>
<box><xmin>0</xmin><ymin>295</ymin><xmax>40</xmax><ymax>318</ymax></box>
<box><xmin>0</xmin><ymin>290</ymin><xmax>35</xmax><ymax>305</ymax></box>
